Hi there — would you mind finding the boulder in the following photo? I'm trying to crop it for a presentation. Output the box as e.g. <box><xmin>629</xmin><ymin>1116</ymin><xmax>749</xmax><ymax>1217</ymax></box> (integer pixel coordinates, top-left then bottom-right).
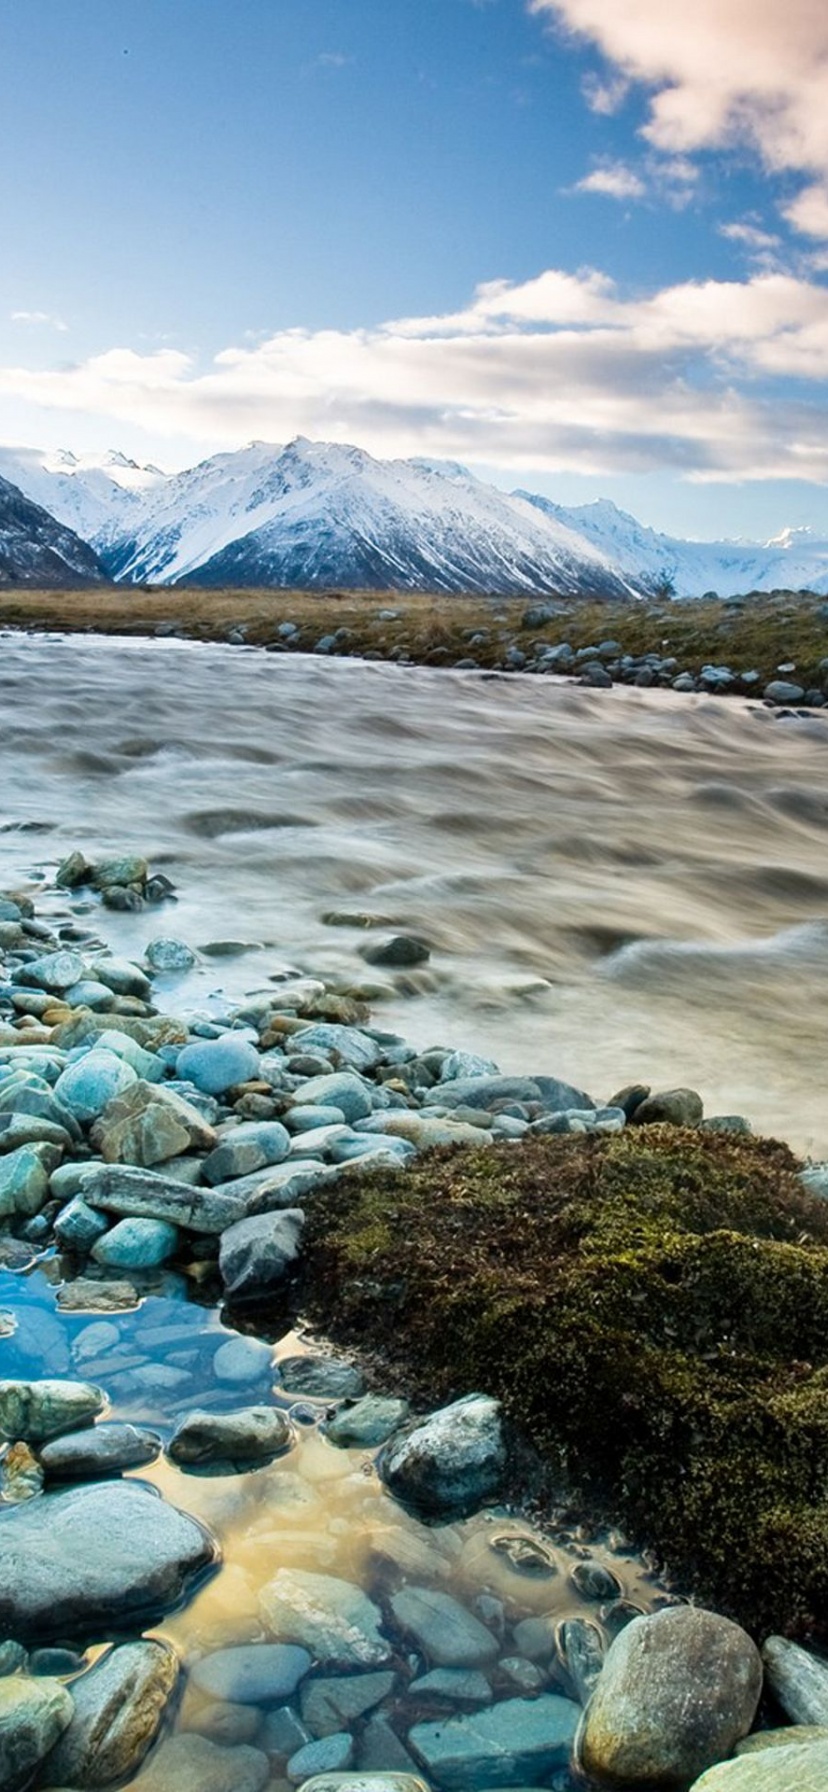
<box><xmin>0</xmin><ymin>1674</ymin><xmax>74</xmax><ymax>1792</ymax></box>
<box><xmin>690</xmin><ymin>1738</ymin><xmax>828</xmax><ymax>1788</ymax></box>
<box><xmin>0</xmin><ymin>1378</ymin><xmax>105</xmax><ymax>1444</ymax></box>
<box><xmin>39</xmin><ymin>1422</ymin><xmax>161</xmax><ymax>1480</ymax></box>
<box><xmin>175</xmin><ymin>1036</ymin><xmax>261</xmax><ymax>1095</ymax></box>
<box><xmin>630</xmin><ymin>1087</ymin><xmax>704</xmax><ymax>1126</ymax></box>
<box><xmin>82</xmin><ymin>1163</ymin><xmax>243</xmax><ymax>1234</ymax></box>
<box><xmin>219</xmin><ymin>1208</ymin><xmax>305</xmax><ymax>1302</ymax></box>
<box><xmin>53</xmin><ymin>1050</ymin><xmax>138</xmax><ymax>1123</ymax></box>
<box><xmin>168</xmin><ymin>1406</ymin><xmax>292</xmax><ymax>1469</ymax></box>
<box><xmin>761</xmin><ymin>1637</ymin><xmax>828</xmax><ymax>1726</ymax></box>
<box><xmin>40</xmin><ymin>1640</ymin><xmax>178</xmax><ymax>1786</ymax></box>
<box><xmin>380</xmin><ymin>1394</ymin><xmax>505</xmax><ymax>1517</ymax></box>
<box><xmin>94</xmin><ymin>1080</ymin><xmax>217</xmax><ymax>1166</ymax></box>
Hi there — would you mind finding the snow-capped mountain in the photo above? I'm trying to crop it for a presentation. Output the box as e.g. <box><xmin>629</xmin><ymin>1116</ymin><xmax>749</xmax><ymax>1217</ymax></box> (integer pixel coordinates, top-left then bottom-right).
<box><xmin>3</xmin><ymin>435</ymin><xmax>828</xmax><ymax>598</ymax></box>
<box><xmin>0</xmin><ymin>474</ymin><xmax>106</xmax><ymax>587</ymax></box>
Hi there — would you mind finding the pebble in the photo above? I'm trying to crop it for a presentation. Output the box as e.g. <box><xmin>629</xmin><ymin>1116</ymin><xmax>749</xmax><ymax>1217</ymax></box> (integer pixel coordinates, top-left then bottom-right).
<box><xmin>92</xmin><ymin>1217</ymin><xmax>180</xmax><ymax>1269</ymax></box>
<box><xmin>167</xmin><ymin>1406</ymin><xmax>293</xmax><ymax>1469</ymax></box>
<box><xmin>176</xmin><ymin>1036</ymin><xmax>261</xmax><ymax>1096</ymax></box>
<box><xmin>190</xmin><ymin>1643</ymin><xmax>311</xmax><ymax>1704</ymax></box>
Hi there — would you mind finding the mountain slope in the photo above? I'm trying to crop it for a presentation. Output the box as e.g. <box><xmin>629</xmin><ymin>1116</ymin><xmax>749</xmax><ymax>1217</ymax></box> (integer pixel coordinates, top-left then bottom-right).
<box><xmin>0</xmin><ymin>475</ymin><xmax>107</xmax><ymax>587</ymax></box>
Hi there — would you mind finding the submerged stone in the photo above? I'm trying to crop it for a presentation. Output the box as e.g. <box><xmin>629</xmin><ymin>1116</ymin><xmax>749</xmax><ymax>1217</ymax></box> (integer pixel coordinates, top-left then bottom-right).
<box><xmin>40</xmin><ymin>1639</ymin><xmax>178</xmax><ymax>1787</ymax></box>
<box><xmin>259</xmin><ymin>1570</ymin><xmax>391</xmax><ymax>1669</ymax></box>
<box><xmin>380</xmin><ymin>1394</ymin><xmax>505</xmax><ymax>1517</ymax></box>
<box><xmin>191</xmin><ymin>1643</ymin><xmax>311</xmax><ymax>1704</ymax></box>
<box><xmin>0</xmin><ymin>1378</ymin><xmax>105</xmax><ymax>1444</ymax></box>
<box><xmin>168</xmin><ymin>1407</ymin><xmax>292</xmax><ymax>1469</ymax></box>
<box><xmin>409</xmin><ymin>1692</ymin><xmax>579</xmax><ymax>1788</ymax></box>
<box><xmin>0</xmin><ymin>1674</ymin><xmax>74</xmax><ymax>1792</ymax></box>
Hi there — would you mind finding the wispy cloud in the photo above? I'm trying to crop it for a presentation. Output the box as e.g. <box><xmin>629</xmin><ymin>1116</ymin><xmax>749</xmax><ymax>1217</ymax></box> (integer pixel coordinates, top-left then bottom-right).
<box><xmin>530</xmin><ymin>0</ymin><xmax>828</xmax><ymax>238</ymax></box>
<box><xmin>3</xmin><ymin>267</ymin><xmax>828</xmax><ymax>484</ymax></box>
<box><xmin>315</xmin><ymin>51</ymin><xmax>353</xmax><ymax>69</ymax></box>
<box><xmin>574</xmin><ymin>162</ymin><xmax>646</xmax><ymax>199</ymax></box>
<box><xmin>10</xmin><ymin>310</ymin><xmax>68</xmax><ymax>332</ymax></box>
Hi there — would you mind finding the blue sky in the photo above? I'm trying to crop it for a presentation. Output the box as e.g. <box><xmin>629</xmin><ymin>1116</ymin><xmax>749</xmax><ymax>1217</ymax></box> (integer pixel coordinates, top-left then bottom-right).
<box><xmin>2</xmin><ymin>0</ymin><xmax>828</xmax><ymax>538</ymax></box>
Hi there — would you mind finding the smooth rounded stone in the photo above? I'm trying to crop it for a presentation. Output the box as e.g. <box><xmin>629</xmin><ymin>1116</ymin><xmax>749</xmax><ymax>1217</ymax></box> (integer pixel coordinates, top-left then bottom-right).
<box><xmin>499</xmin><ymin>1658</ymin><xmax>544</xmax><ymax>1693</ymax></box>
<box><xmin>570</xmin><ymin>1560</ymin><xmax>622</xmax><ymax>1601</ymax></box>
<box><xmin>277</xmin><ymin>1355</ymin><xmax>365</xmax><ymax>1401</ymax></box>
<box><xmin>92</xmin><ymin>1216</ymin><xmax>180</xmax><ymax>1269</ymax></box>
<box><xmin>90</xmin><ymin>958</ymin><xmax>152</xmax><ymax>1000</ymax></box>
<box><xmin>392</xmin><ymin>1587</ymin><xmax>498</xmax><ymax>1668</ymax></box>
<box><xmin>323</xmin><ymin>1395</ymin><xmax>410</xmax><ymax>1448</ymax></box>
<box><xmin>291</xmin><ymin>1073</ymin><xmax>375</xmax><ymax>1123</ymax></box>
<box><xmin>557</xmin><ymin>1618</ymin><xmax>605</xmax><ymax>1704</ymax></box>
<box><xmin>436</xmin><ymin>1073</ymin><xmax>594</xmax><ymax>1114</ymax></box>
<box><xmin>40</xmin><ymin>1639</ymin><xmax>179</xmax><ymax>1787</ymax></box>
<box><xmin>672</xmin><ymin>672</ymin><xmax>697</xmax><ymax>692</ymax></box>
<box><xmin>0</xmin><ymin>1142</ymin><xmax>59</xmax><ymax>1217</ymax></box>
<box><xmin>361</xmin><ymin>936</ymin><xmax>430</xmax><ymax>969</ymax></box>
<box><xmin>289</xmin><ymin>1123</ymin><xmax>356</xmax><ymax>1160</ymax></box>
<box><xmin>0</xmin><ymin>1641</ymin><xmax>27</xmax><ymax>1674</ymax></box>
<box><xmin>191</xmin><ymin>1642</ymin><xmax>311</xmax><ymax>1704</ymax></box>
<box><xmin>361</xmin><ymin>1114</ymin><xmax>492</xmax><ymax>1149</ymax></box>
<box><xmin>81</xmin><ymin>1163</ymin><xmax>243</xmax><ymax>1234</ymax></box>
<box><xmin>290</xmin><ymin>1024</ymin><xmax>382</xmax><ymax>1072</ymax></box>
<box><xmin>409</xmin><ymin>1692</ymin><xmax>579</xmax><ymax>1788</ymax></box>
<box><xmin>799</xmin><ymin>1164</ymin><xmax>828</xmax><ymax>1200</ymax></box>
<box><xmin>190</xmin><ymin>1700</ymin><xmax>263</xmax><ymax>1746</ymax></box>
<box><xmin>91</xmin><ymin>856</ymin><xmax>148</xmax><ymax>892</ymax></box>
<box><xmin>19</xmin><ymin>950</ymin><xmax>86</xmax><ymax>993</ymax></box>
<box><xmin>259</xmin><ymin>1570</ymin><xmax>392</xmax><ymax>1669</ymax></box>
<box><xmin>145</xmin><ymin>938</ymin><xmax>197</xmax><ymax>972</ymax></box>
<box><xmin>287</xmin><ymin>1104</ymin><xmax>349</xmax><ymax>1133</ymax></box>
<box><xmin>702</xmin><ymin>1115</ymin><xmax>753</xmax><ymax>1136</ymax></box>
<box><xmin>0</xmin><ymin>1379</ymin><xmax>105</xmax><ymax>1443</ymax></box>
<box><xmin>301</xmin><ymin>1671</ymin><xmax>395</xmax><ymax>1738</ymax></box>
<box><xmin>289</xmin><ymin>1731</ymin><xmax>355</xmax><ymax>1783</ymax></box>
<box><xmin>93</xmin><ymin>1031</ymin><xmax>166</xmax><ymax>1081</ymax></box>
<box><xmin>29</xmin><ymin>1646</ymin><xmax>87</xmax><ymax>1675</ymax></box>
<box><xmin>489</xmin><ymin>1534</ymin><xmax>557</xmax><ymax>1578</ymax></box>
<box><xmin>54</xmin><ymin>1050</ymin><xmax>138</xmax><ymax>1123</ymax></box>
<box><xmin>690</xmin><ymin>1739</ymin><xmax>828</xmax><ymax>1787</ymax></box>
<box><xmin>380</xmin><ymin>1394</ymin><xmax>505</xmax><ymax>1517</ymax></box>
<box><xmin>212</xmin><ymin>1335</ymin><xmax>273</xmax><ymax>1385</ymax></box>
<box><xmin>261</xmin><ymin>1703</ymin><xmax>310</xmax><ymax>1757</ymax></box>
<box><xmin>0</xmin><ymin>1479</ymin><xmax>215</xmax><ymax>1639</ymax></box>
<box><xmin>168</xmin><ymin>1406</ymin><xmax>293</xmax><ymax>1469</ymax></box>
<box><xmin>764</xmin><ymin>680</ymin><xmax>805</xmax><ymax>703</ymax></box>
<box><xmin>202</xmin><ymin>1121</ymin><xmax>291</xmax><ymax>1185</ymax></box>
<box><xmin>578</xmin><ymin>1607</ymin><xmax>762</xmax><ymax>1788</ymax></box>
<box><xmin>439</xmin><ymin>1051</ymin><xmax>500</xmax><ymax>1082</ymax></box>
<box><xmin>39</xmin><ymin>1422</ymin><xmax>161</xmax><ymax>1479</ymax></box>
<box><xmin>64</xmin><ymin>979</ymin><xmax>117</xmax><ymax>1011</ymax></box>
<box><xmin>176</xmin><ymin>1037</ymin><xmax>261</xmax><ymax>1096</ymax></box>
<box><xmin>0</xmin><ymin>1112</ymin><xmax>72</xmax><ymax>1152</ymax></box>
<box><xmin>410</xmin><ymin>1668</ymin><xmax>492</xmax><ymax>1704</ymax></box>
<box><xmin>511</xmin><ymin>1616</ymin><xmax>558</xmax><ymax>1663</ymax></box>
<box><xmin>95</xmin><ymin>1081</ymin><xmax>217</xmax><ymax>1167</ymax></box>
<box><xmin>219</xmin><ymin>1208</ymin><xmax>305</xmax><ymax>1303</ymax></box>
<box><xmin>630</xmin><ymin>1086</ymin><xmax>704</xmax><ymax>1126</ymax></box>
<box><xmin>0</xmin><ymin>1442</ymin><xmax>43</xmax><ymax>1502</ymax></box>
<box><xmin>55</xmin><ymin>1195</ymin><xmax>109</xmax><ymax>1253</ymax></box>
<box><xmin>0</xmin><ymin>1674</ymin><xmax>74</xmax><ymax>1792</ymax></box>
<box><xmin>761</xmin><ymin>1636</ymin><xmax>828</xmax><ymax>1725</ymax></box>
<box><xmin>737</xmin><ymin>1725</ymin><xmax>828</xmax><ymax>1753</ymax></box>
<box><xmin>129</xmin><ymin>1732</ymin><xmax>270</xmax><ymax>1792</ymax></box>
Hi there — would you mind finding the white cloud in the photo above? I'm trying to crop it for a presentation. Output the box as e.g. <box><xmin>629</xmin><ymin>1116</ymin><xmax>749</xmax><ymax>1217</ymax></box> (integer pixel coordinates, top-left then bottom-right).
<box><xmin>10</xmin><ymin>310</ymin><xmax>68</xmax><ymax>332</ymax></box>
<box><xmin>3</xmin><ymin>268</ymin><xmax>828</xmax><ymax>482</ymax></box>
<box><xmin>720</xmin><ymin>221</ymin><xmax>781</xmax><ymax>251</ymax></box>
<box><xmin>530</xmin><ymin>0</ymin><xmax>828</xmax><ymax>236</ymax></box>
<box><xmin>574</xmin><ymin>162</ymin><xmax>646</xmax><ymax>199</ymax></box>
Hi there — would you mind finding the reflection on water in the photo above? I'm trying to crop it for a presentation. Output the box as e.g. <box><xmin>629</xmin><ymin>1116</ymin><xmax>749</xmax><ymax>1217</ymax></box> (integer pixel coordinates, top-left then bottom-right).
<box><xmin>1</xmin><ymin>632</ymin><xmax>827</xmax><ymax>1150</ymax></box>
<box><xmin>2</xmin><ymin>1267</ymin><xmax>667</xmax><ymax>1790</ymax></box>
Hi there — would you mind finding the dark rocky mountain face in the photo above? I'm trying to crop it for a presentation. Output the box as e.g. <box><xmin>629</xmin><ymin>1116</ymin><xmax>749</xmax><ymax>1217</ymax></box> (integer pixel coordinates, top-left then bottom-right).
<box><xmin>0</xmin><ymin>475</ymin><xmax>107</xmax><ymax>587</ymax></box>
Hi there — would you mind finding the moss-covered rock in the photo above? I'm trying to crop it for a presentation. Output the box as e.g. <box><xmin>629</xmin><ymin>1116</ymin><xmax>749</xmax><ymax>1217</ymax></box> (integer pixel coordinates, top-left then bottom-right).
<box><xmin>299</xmin><ymin>1128</ymin><xmax>828</xmax><ymax>1638</ymax></box>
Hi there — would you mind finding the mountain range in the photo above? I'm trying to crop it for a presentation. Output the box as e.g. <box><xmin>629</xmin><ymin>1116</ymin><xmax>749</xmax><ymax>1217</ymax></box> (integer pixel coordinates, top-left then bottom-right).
<box><xmin>2</xmin><ymin>436</ymin><xmax>828</xmax><ymax>599</ymax></box>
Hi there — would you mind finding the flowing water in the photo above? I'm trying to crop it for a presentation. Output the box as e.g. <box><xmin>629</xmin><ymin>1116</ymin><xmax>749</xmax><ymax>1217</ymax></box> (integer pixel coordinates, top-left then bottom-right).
<box><xmin>1</xmin><ymin>629</ymin><xmax>826</xmax><ymax>1787</ymax></box>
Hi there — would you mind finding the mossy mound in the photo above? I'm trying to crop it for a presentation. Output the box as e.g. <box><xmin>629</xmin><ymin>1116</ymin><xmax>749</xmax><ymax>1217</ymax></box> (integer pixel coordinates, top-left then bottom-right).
<box><xmin>300</xmin><ymin>1128</ymin><xmax>828</xmax><ymax>1639</ymax></box>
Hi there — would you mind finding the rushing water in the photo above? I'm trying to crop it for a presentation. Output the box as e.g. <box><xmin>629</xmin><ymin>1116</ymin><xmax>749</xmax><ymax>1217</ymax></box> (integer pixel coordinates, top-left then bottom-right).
<box><xmin>1</xmin><ymin>630</ymin><xmax>827</xmax><ymax>1154</ymax></box>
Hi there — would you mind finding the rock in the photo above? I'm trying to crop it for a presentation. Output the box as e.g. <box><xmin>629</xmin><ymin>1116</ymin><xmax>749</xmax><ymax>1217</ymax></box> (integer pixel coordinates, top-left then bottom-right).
<box><xmin>0</xmin><ymin>1379</ymin><xmax>105</xmax><ymax>1443</ymax></box>
<box><xmin>259</xmin><ymin>1569</ymin><xmax>391</xmax><ymax>1668</ymax></box>
<box><xmin>39</xmin><ymin>1422</ymin><xmax>161</xmax><ymax>1479</ymax></box>
<box><xmin>288</xmin><ymin>1731</ymin><xmax>354</xmax><ymax>1783</ymax></box>
<box><xmin>176</xmin><ymin>1036</ymin><xmax>261</xmax><ymax>1095</ymax></box>
<box><xmin>54</xmin><ymin>1050</ymin><xmax>138</xmax><ymax>1123</ymax></box>
<box><xmin>0</xmin><ymin>1142</ymin><xmax>58</xmax><ymax>1217</ymax></box>
<box><xmin>168</xmin><ymin>1407</ymin><xmax>292</xmax><ymax>1469</ymax></box>
<box><xmin>202</xmin><ymin>1121</ymin><xmax>291</xmax><ymax>1185</ymax></box>
<box><xmin>436</xmin><ymin>1074</ymin><xmax>593</xmax><ymax>1113</ymax></box>
<box><xmin>191</xmin><ymin>1643</ymin><xmax>311</xmax><ymax>1703</ymax></box>
<box><xmin>54</xmin><ymin>1197</ymin><xmax>110</xmax><ymax>1252</ymax></box>
<box><xmin>511</xmin><ymin>1616</ymin><xmax>558</xmax><ymax>1662</ymax></box>
<box><xmin>570</xmin><ymin>1559</ymin><xmax>622</xmax><ymax>1601</ymax></box>
<box><xmin>189</xmin><ymin>1700</ymin><xmax>262</xmax><ymax>1746</ymax></box>
<box><xmin>212</xmin><ymin>1335</ymin><xmax>273</xmax><ymax>1385</ymax></box>
<box><xmin>145</xmin><ymin>938</ymin><xmax>196</xmax><ymax>972</ymax></box>
<box><xmin>323</xmin><ymin>1395</ymin><xmax>409</xmax><ymax>1447</ymax></box>
<box><xmin>90</xmin><ymin>958</ymin><xmax>152</xmax><ymax>1000</ymax></box>
<box><xmin>764</xmin><ymin>680</ymin><xmax>805</xmax><ymax>703</ymax></box>
<box><xmin>91</xmin><ymin>856</ymin><xmax>148</xmax><ymax>892</ymax></box>
<box><xmin>409</xmin><ymin>1668</ymin><xmax>492</xmax><ymax>1704</ymax></box>
<box><xmin>82</xmin><ymin>1163</ymin><xmax>243</xmax><ymax>1234</ymax></box>
<box><xmin>0</xmin><ymin>1442</ymin><xmax>43</xmax><ymax>1502</ymax></box>
<box><xmin>737</xmin><ymin>1726</ymin><xmax>828</xmax><ymax>1753</ymax></box>
<box><xmin>380</xmin><ymin>1394</ymin><xmax>505</xmax><ymax>1517</ymax></box>
<box><xmin>630</xmin><ymin>1086</ymin><xmax>704</xmax><ymax>1126</ymax></box>
<box><xmin>18</xmin><ymin>950</ymin><xmax>86</xmax><ymax>992</ymax></box>
<box><xmin>409</xmin><ymin>1692</ymin><xmax>579</xmax><ymax>1788</ymax></box>
<box><xmin>0</xmin><ymin>1112</ymin><xmax>73</xmax><ymax>1153</ymax></box>
<box><xmin>290</xmin><ymin>1024</ymin><xmax>382</xmax><ymax>1072</ymax></box>
<box><xmin>129</xmin><ymin>1732</ymin><xmax>269</xmax><ymax>1792</ymax></box>
<box><xmin>690</xmin><ymin>1739</ymin><xmax>828</xmax><ymax>1787</ymax></box>
<box><xmin>92</xmin><ymin>1216</ymin><xmax>180</xmax><ymax>1269</ymax></box>
<box><xmin>301</xmin><ymin>1671</ymin><xmax>395</xmax><ymax>1737</ymax></box>
<box><xmin>761</xmin><ymin>1636</ymin><xmax>828</xmax><ymax>1725</ymax></box>
<box><xmin>219</xmin><ymin>1208</ymin><xmax>305</xmax><ymax>1303</ymax></box>
<box><xmin>0</xmin><ymin>1479</ymin><xmax>215</xmax><ymax>1639</ymax></box>
<box><xmin>277</xmin><ymin>1355</ymin><xmax>365</xmax><ymax>1400</ymax></box>
<box><xmin>57</xmin><ymin>1277</ymin><xmax>140</xmax><ymax>1312</ymax></box>
<box><xmin>40</xmin><ymin>1640</ymin><xmax>178</xmax><ymax>1787</ymax></box>
<box><xmin>391</xmin><ymin>1587</ymin><xmax>498</xmax><ymax>1667</ymax></box>
<box><xmin>578</xmin><ymin>1607</ymin><xmax>762</xmax><ymax>1788</ymax></box>
<box><xmin>94</xmin><ymin>1081</ymin><xmax>217</xmax><ymax>1167</ymax></box>
<box><xmin>289</xmin><ymin>1073</ymin><xmax>374</xmax><ymax>1123</ymax></box>
<box><xmin>362</xmin><ymin>937</ymin><xmax>430</xmax><ymax>968</ymax></box>
<box><xmin>488</xmin><ymin>1533</ymin><xmax>556</xmax><ymax>1577</ymax></box>
<box><xmin>558</xmin><ymin>1617</ymin><xmax>605</xmax><ymax>1703</ymax></box>
<box><xmin>358</xmin><ymin>1717</ymin><xmax>422</xmax><ymax>1773</ymax></box>
<box><xmin>0</xmin><ymin>1674</ymin><xmax>74</xmax><ymax>1792</ymax></box>
<box><xmin>260</xmin><ymin>1704</ymin><xmax>309</xmax><ymax>1757</ymax></box>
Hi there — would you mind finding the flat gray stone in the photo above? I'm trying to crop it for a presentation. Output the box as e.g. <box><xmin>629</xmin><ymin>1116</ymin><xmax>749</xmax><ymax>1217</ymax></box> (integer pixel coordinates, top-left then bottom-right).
<box><xmin>82</xmin><ymin>1164</ymin><xmax>243</xmax><ymax>1234</ymax></box>
<box><xmin>762</xmin><ymin>1636</ymin><xmax>828</xmax><ymax>1725</ymax></box>
<box><xmin>278</xmin><ymin>1355</ymin><xmax>365</xmax><ymax>1400</ymax></box>
<box><xmin>301</xmin><ymin>1671</ymin><xmax>396</xmax><ymax>1737</ymax></box>
<box><xmin>391</xmin><ymin>1587</ymin><xmax>498</xmax><ymax>1668</ymax></box>
<box><xmin>0</xmin><ymin>1379</ymin><xmax>105</xmax><ymax>1444</ymax></box>
<box><xmin>168</xmin><ymin>1407</ymin><xmax>292</xmax><ymax>1469</ymax></box>
<box><xmin>129</xmin><ymin>1732</ymin><xmax>270</xmax><ymax>1792</ymax></box>
<box><xmin>39</xmin><ymin>1422</ymin><xmax>161</xmax><ymax>1480</ymax></box>
<box><xmin>0</xmin><ymin>1674</ymin><xmax>74</xmax><ymax>1792</ymax></box>
<box><xmin>288</xmin><ymin>1731</ymin><xmax>354</xmax><ymax>1784</ymax></box>
<box><xmin>259</xmin><ymin>1570</ymin><xmax>391</xmax><ymax>1669</ymax></box>
<box><xmin>191</xmin><ymin>1643</ymin><xmax>311</xmax><ymax>1704</ymax></box>
<box><xmin>409</xmin><ymin>1693</ymin><xmax>579</xmax><ymax>1788</ymax></box>
<box><xmin>0</xmin><ymin>1479</ymin><xmax>215</xmax><ymax>1639</ymax></box>
<box><xmin>40</xmin><ymin>1640</ymin><xmax>178</xmax><ymax>1787</ymax></box>
<box><xmin>324</xmin><ymin>1395</ymin><xmax>409</xmax><ymax>1448</ymax></box>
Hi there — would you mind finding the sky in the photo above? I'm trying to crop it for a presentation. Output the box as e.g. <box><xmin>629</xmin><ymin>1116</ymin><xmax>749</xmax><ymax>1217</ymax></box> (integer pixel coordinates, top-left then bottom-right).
<box><xmin>2</xmin><ymin>0</ymin><xmax>828</xmax><ymax>539</ymax></box>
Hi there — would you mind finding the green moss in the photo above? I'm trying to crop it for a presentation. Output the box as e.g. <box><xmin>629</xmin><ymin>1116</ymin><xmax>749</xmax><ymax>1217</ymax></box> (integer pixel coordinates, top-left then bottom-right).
<box><xmin>299</xmin><ymin>1128</ymin><xmax>828</xmax><ymax>1638</ymax></box>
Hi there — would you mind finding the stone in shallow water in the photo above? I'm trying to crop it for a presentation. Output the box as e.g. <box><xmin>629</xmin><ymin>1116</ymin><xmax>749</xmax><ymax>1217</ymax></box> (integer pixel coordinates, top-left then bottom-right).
<box><xmin>323</xmin><ymin>1395</ymin><xmax>409</xmax><ymax>1448</ymax></box>
<box><xmin>40</xmin><ymin>1639</ymin><xmax>178</xmax><ymax>1787</ymax></box>
<box><xmin>380</xmin><ymin>1394</ymin><xmax>505</xmax><ymax>1517</ymax></box>
<box><xmin>578</xmin><ymin>1607</ymin><xmax>762</xmax><ymax>1788</ymax></box>
<box><xmin>0</xmin><ymin>1674</ymin><xmax>74</xmax><ymax>1792</ymax></box>
<box><xmin>391</xmin><ymin>1587</ymin><xmax>499</xmax><ymax>1668</ymax></box>
<box><xmin>130</xmin><ymin>1730</ymin><xmax>270</xmax><ymax>1792</ymax></box>
<box><xmin>145</xmin><ymin>937</ymin><xmax>197</xmax><ymax>972</ymax></box>
<box><xmin>219</xmin><ymin>1208</ymin><xmax>305</xmax><ymax>1303</ymax></box>
<box><xmin>212</xmin><ymin>1334</ymin><xmax>273</xmax><ymax>1385</ymax></box>
<box><xmin>690</xmin><ymin>1739</ymin><xmax>828</xmax><ymax>1788</ymax></box>
<box><xmin>761</xmin><ymin>1636</ymin><xmax>828</xmax><ymax>1726</ymax></box>
<box><xmin>191</xmin><ymin>1643</ymin><xmax>311</xmax><ymax>1704</ymax></box>
<box><xmin>288</xmin><ymin>1731</ymin><xmax>354</xmax><ymax>1783</ymax></box>
<box><xmin>409</xmin><ymin>1692</ymin><xmax>579</xmax><ymax>1788</ymax></box>
<box><xmin>39</xmin><ymin>1421</ymin><xmax>161</xmax><ymax>1480</ymax></box>
<box><xmin>0</xmin><ymin>1479</ymin><xmax>215</xmax><ymax>1640</ymax></box>
<box><xmin>278</xmin><ymin>1355</ymin><xmax>365</xmax><ymax>1400</ymax></box>
<box><xmin>301</xmin><ymin>1671</ymin><xmax>396</xmax><ymax>1737</ymax></box>
<box><xmin>409</xmin><ymin>1668</ymin><xmax>492</xmax><ymax>1704</ymax></box>
<box><xmin>0</xmin><ymin>1378</ymin><xmax>105</xmax><ymax>1444</ymax></box>
<box><xmin>259</xmin><ymin>1569</ymin><xmax>391</xmax><ymax>1669</ymax></box>
<box><xmin>168</xmin><ymin>1407</ymin><xmax>293</xmax><ymax>1470</ymax></box>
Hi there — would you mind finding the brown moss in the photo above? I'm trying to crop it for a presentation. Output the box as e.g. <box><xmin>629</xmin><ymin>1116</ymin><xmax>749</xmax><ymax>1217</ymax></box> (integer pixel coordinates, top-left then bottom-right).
<box><xmin>297</xmin><ymin>1128</ymin><xmax>828</xmax><ymax>1638</ymax></box>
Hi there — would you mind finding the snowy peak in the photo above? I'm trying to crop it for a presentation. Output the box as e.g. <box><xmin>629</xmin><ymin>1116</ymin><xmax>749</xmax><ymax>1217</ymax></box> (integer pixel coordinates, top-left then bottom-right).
<box><xmin>0</xmin><ymin>473</ymin><xmax>106</xmax><ymax>587</ymax></box>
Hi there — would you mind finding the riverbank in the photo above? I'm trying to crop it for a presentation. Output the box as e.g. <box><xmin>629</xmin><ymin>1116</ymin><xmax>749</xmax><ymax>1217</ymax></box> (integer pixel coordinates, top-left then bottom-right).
<box><xmin>3</xmin><ymin>584</ymin><xmax>828</xmax><ymax>699</ymax></box>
